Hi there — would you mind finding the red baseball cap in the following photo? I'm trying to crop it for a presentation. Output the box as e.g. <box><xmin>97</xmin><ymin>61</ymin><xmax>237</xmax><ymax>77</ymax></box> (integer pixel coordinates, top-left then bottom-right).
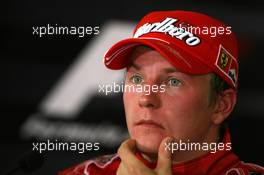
<box><xmin>104</xmin><ymin>10</ymin><xmax>239</xmax><ymax>89</ymax></box>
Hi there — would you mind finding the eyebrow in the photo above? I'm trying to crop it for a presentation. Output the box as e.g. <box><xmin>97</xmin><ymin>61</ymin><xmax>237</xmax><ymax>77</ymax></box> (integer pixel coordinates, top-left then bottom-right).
<box><xmin>128</xmin><ymin>62</ymin><xmax>141</xmax><ymax>70</ymax></box>
<box><xmin>163</xmin><ymin>67</ymin><xmax>179</xmax><ymax>73</ymax></box>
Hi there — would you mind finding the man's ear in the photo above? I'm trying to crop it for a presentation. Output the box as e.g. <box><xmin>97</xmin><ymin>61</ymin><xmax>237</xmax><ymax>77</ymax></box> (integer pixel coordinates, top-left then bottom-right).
<box><xmin>211</xmin><ymin>89</ymin><xmax>237</xmax><ymax>125</ymax></box>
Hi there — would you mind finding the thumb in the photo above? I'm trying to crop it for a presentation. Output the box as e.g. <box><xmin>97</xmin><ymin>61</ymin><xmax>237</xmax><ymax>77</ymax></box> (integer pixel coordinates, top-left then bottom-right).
<box><xmin>155</xmin><ymin>137</ymin><xmax>174</xmax><ymax>174</ymax></box>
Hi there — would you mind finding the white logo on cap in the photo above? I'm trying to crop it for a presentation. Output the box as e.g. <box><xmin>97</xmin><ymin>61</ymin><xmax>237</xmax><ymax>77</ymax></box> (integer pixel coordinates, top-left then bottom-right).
<box><xmin>133</xmin><ymin>17</ymin><xmax>201</xmax><ymax>46</ymax></box>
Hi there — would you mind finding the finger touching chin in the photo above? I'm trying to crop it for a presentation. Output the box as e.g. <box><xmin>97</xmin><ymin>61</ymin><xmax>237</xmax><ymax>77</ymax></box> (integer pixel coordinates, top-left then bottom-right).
<box><xmin>133</xmin><ymin>133</ymin><xmax>163</xmax><ymax>155</ymax></box>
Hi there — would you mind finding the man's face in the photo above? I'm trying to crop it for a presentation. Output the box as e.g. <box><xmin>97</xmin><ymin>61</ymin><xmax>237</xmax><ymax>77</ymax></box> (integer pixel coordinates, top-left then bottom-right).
<box><xmin>123</xmin><ymin>46</ymin><xmax>216</xmax><ymax>155</ymax></box>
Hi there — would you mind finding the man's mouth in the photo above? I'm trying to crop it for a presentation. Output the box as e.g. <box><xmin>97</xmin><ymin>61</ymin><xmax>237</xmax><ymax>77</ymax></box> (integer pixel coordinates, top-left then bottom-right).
<box><xmin>135</xmin><ymin>119</ymin><xmax>165</xmax><ymax>129</ymax></box>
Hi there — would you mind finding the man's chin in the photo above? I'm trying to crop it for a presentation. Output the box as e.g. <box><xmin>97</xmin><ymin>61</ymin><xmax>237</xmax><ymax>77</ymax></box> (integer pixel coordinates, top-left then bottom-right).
<box><xmin>135</xmin><ymin>142</ymin><xmax>159</xmax><ymax>163</ymax></box>
<box><xmin>134</xmin><ymin>138</ymin><xmax>160</xmax><ymax>157</ymax></box>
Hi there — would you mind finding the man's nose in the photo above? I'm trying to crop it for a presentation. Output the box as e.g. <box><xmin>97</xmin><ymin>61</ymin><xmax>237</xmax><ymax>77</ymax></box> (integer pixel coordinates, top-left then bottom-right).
<box><xmin>138</xmin><ymin>91</ymin><xmax>160</xmax><ymax>109</ymax></box>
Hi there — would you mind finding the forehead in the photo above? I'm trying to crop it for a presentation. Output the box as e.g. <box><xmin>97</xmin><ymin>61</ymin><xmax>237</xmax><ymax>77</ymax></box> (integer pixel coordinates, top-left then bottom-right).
<box><xmin>127</xmin><ymin>46</ymin><xmax>178</xmax><ymax>71</ymax></box>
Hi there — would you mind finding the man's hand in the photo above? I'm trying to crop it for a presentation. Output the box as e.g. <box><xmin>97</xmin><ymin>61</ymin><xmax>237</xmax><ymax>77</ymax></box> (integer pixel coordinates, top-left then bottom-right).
<box><xmin>117</xmin><ymin>137</ymin><xmax>174</xmax><ymax>175</ymax></box>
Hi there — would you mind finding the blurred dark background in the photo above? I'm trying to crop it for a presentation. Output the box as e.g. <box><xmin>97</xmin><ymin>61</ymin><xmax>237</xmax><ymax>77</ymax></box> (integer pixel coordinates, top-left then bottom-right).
<box><xmin>1</xmin><ymin>0</ymin><xmax>264</xmax><ymax>174</ymax></box>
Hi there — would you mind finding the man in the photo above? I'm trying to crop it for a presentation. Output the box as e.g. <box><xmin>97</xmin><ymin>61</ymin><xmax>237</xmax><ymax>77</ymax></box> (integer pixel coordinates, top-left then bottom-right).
<box><xmin>58</xmin><ymin>10</ymin><xmax>264</xmax><ymax>175</ymax></box>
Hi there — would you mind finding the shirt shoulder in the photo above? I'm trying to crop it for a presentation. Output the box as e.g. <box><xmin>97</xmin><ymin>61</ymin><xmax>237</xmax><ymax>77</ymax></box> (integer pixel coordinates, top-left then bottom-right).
<box><xmin>58</xmin><ymin>154</ymin><xmax>120</xmax><ymax>175</ymax></box>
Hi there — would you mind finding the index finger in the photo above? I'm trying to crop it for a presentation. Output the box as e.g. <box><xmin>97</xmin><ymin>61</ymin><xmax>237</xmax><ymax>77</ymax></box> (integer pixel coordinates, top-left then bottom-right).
<box><xmin>155</xmin><ymin>137</ymin><xmax>173</xmax><ymax>174</ymax></box>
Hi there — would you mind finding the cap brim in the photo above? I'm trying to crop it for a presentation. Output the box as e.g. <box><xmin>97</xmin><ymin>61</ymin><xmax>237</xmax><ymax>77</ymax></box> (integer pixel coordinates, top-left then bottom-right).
<box><xmin>104</xmin><ymin>37</ymin><xmax>211</xmax><ymax>75</ymax></box>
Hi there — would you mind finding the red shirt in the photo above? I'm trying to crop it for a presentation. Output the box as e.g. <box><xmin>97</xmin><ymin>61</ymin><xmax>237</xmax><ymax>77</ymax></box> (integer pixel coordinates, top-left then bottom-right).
<box><xmin>58</xmin><ymin>131</ymin><xmax>264</xmax><ymax>175</ymax></box>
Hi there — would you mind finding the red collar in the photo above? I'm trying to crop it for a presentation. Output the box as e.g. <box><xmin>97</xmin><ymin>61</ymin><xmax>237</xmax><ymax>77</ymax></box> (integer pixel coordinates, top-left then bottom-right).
<box><xmin>135</xmin><ymin>130</ymin><xmax>241</xmax><ymax>175</ymax></box>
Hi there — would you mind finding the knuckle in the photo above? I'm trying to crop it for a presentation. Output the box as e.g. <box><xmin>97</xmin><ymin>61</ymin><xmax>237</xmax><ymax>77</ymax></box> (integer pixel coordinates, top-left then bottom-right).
<box><xmin>117</xmin><ymin>146</ymin><xmax>123</xmax><ymax>157</ymax></box>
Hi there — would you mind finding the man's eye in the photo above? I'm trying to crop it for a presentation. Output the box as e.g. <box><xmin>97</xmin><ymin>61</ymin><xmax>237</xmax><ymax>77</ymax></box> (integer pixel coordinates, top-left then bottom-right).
<box><xmin>131</xmin><ymin>75</ymin><xmax>143</xmax><ymax>84</ymax></box>
<box><xmin>168</xmin><ymin>78</ymin><xmax>182</xmax><ymax>86</ymax></box>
